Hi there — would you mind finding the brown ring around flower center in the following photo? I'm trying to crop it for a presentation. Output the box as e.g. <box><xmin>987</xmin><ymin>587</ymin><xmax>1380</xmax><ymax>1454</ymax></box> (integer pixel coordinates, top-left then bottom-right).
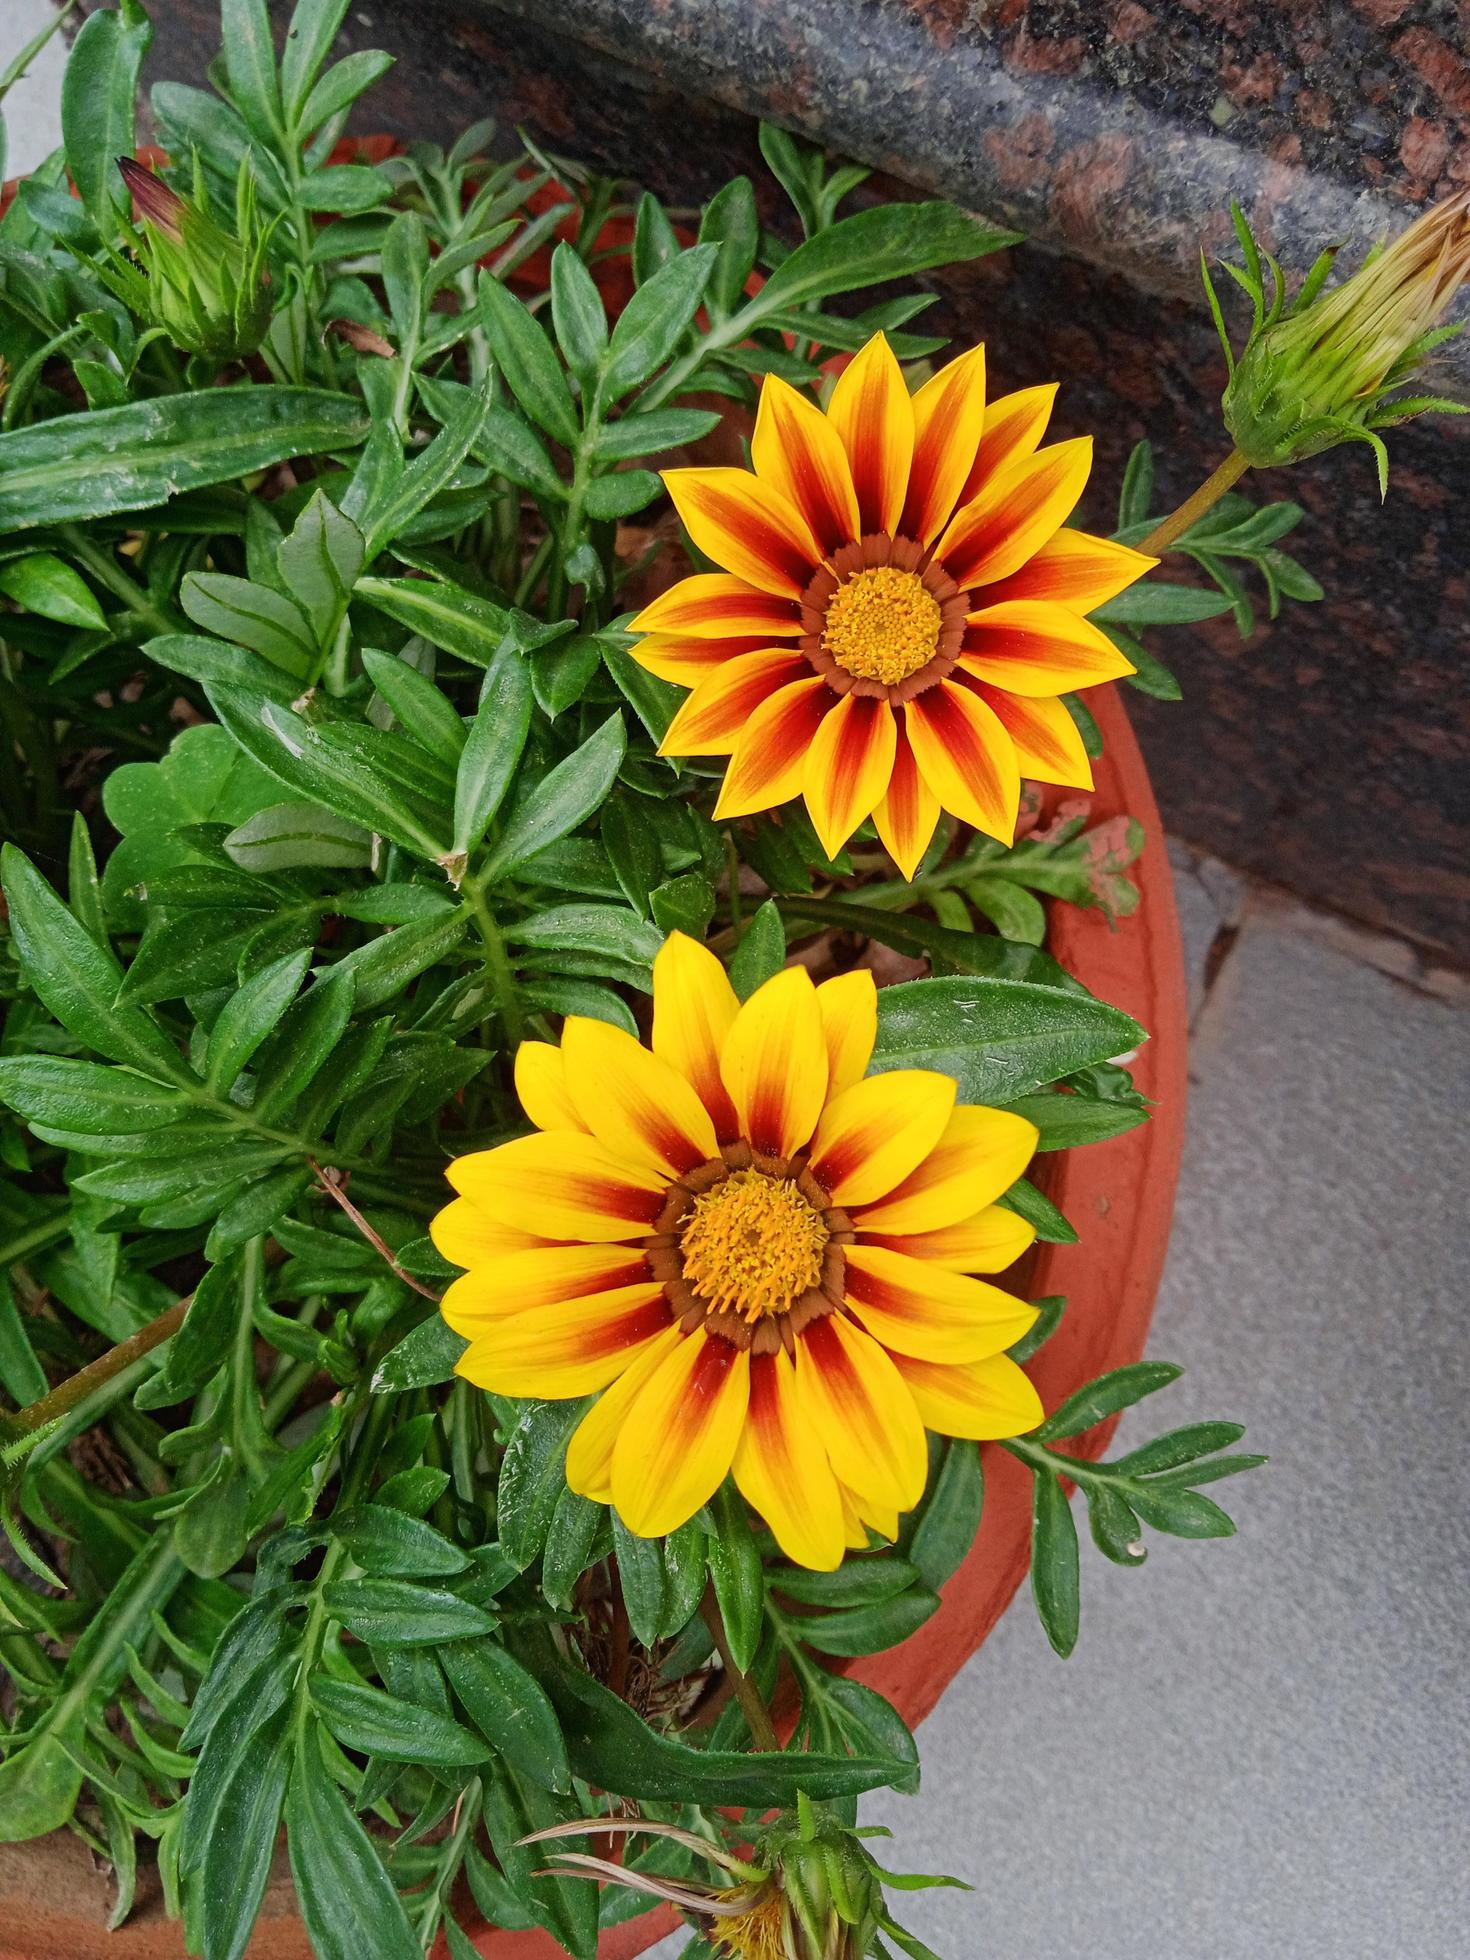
<box><xmin>644</xmin><ymin>1140</ymin><xmax>851</xmax><ymax>1354</ymax></box>
<box><xmin>801</xmin><ymin>533</ymin><xmax>968</xmax><ymax>702</ymax></box>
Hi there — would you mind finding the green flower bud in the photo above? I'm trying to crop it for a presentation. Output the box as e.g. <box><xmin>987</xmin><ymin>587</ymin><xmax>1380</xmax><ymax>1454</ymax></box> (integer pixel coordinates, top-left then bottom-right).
<box><xmin>112</xmin><ymin>155</ymin><xmax>274</xmax><ymax>360</ymax></box>
<box><xmin>1212</xmin><ymin>191</ymin><xmax>1470</xmax><ymax>490</ymax></box>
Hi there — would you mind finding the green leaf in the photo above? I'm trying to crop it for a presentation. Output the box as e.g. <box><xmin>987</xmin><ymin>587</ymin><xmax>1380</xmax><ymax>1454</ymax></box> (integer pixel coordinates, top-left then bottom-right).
<box><xmin>281</xmin><ymin>0</ymin><xmax>355</xmax><ymax>114</ymax></box>
<box><xmin>0</xmin><ymin>552</ymin><xmax>107</xmax><ymax>630</ymax></box>
<box><xmin>149</xmin><ymin>1254</ymin><xmax>243</xmax><ymax>1404</ymax></box>
<box><xmin>285</xmin><ymin>1724</ymin><xmax>420</xmax><ymax>1960</ymax></box>
<box><xmin>908</xmin><ymin>1442</ymin><xmax>984</xmax><ymax>1591</ymax></box>
<box><xmin>197</xmin><ymin>1704</ymin><xmax>293</xmax><ymax>1960</ymax></box>
<box><xmin>601</xmin><ymin>245</ymin><xmax>717</xmax><ymax>400</ymax></box>
<box><xmin>60</xmin><ymin>0</ymin><xmax>152</xmax><ymax>226</ymax></box>
<box><xmin>541</xmin><ymin>1488</ymin><xmax>603</xmax><ymax>1610</ymax></box>
<box><xmin>776</xmin><ymin>1558</ymin><xmax>921</xmax><ymax>1610</ymax></box>
<box><xmin>508</xmin><ymin>903</ymin><xmax>663</xmax><ymax>971</ymax></box>
<box><xmin>1001</xmin><ymin>1091</ymin><xmax>1149</xmax><ymax>1151</ymax></box>
<box><xmin>224</xmin><ymin>801</ymin><xmax>373</xmax><ymax>874</ymax></box>
<box><xmin>0</xmin><ymin>390</ymin><xmax>370</xmax><ymax>533</ymax></box>
<box><xmin>699</xmin><ymin>178</ymin><xmax>759</xmax><ymax>316</ymax></box>
<box><xmin>706</xmin><ymin>1481</ymin><xmax>764</xmax><ymax>1673</ymax></box>
<box><xmin>1125</xmin><ymin>1484</ymin><xmax>1237</xmax><ymax>1539</ymax></box>
<box><xmin>441</xmin><ymin>1640</ymin><xmax>571</xmax><ymax>1794</ymax></box>
<box><xmin>181</xmin><ymin>573</ymin><xmax>315</xmax><ymax>675</ymax></box>
<box><xmin>371</xmin><ymin>1314</ymin><xmax>468</xmax><ymax>1393</ymax></box>
<box><xmin>453</xmin><ymin>639</ymin><xmax>534</xmax><ymax>858</ymax></box>
<box><xmin>1036</xmin><ymin>1361</ymin><xmax>1183</xmax><ymax>1442</ymax></box>
<box><xmin>612</xmin><ymin>1513</ymin><xmax>666</xmax><ymax>1646</ymax></box>
<box><xmin>332</xmin><ymin>1504</ymin><xmax>471</xmax><ymax>1578</ymax></box>
<box><xmin>1085</xmin><ymin>1484</ymin><xmax>1146</xmax><ymax>1566</ymax></box>
<box><xmin>583</xmin><ymin>469</ymin><xmax>662</xmax><ymax>520</ymax></box>
<box><xmin>477</xmin><ymin>271</ymin><xmax>579</xmax><ymax>444</ymax></box>
<box><xmin>0</xmin><ymin>1057</ymin><xmax>188</xmax><ymax>1136</ymax></box>
<box><xmin>481</xmin><ymin>1758</ymin><xmax>598</xmax><ymax>1959</ymax></box>
<box><xmin>310</xmin><ymin>1676</ymin><xmax>487</xmax><ymax>1766</ymax></box>
<box><xmin>752</xmin><ymin>202</ymin><xmax>1017</xmax><ymax>316</ymax></box>
<box><xmin>1</xmin><ymin>846</ymin><xmax>190</xmax><ymax>1083</ymax></box>
<box><xmin>496</xmin><ymin>1399</ymin><xmax>588</xmax><ymax>1569</ymax></box>
<box><xmin>482</xmin><ymin>713</ymin><xmax>626</xmax><ymax>885</ymax></box>
<box><xmin>277</xmin><ymin>490</ymin><xmax>364</xmax><ymax>645</ymax></box>
<box><xmin>543</xmin><ymin>1653</ymin><xmax>907</xmax><ymax>1804</ymax></box>
<box><xmin>549</xmin><ymin>240</ymin><xmax>608</xmax><ymax>388</ymax></box>
<box><xmin>203</xmin><ymin>948</ymin><xmax>312</xmax><ymax>1092</ymax></box>
<box><xmin>1091</xmin><ymin>582</ymin><xmax>1234</xmax><ymax>626</ymax></box>
<box><xmin>1029</xmin><ymin>1471</ymin><xmax>1080</xmax><ymax>1658</ymax></box>
<box><xmin>872</xmin><ymin>975</ymin><xmax>1144</xmax><ymax>1104</ymax></box>
<box><xmin>779</xmin><ymin>896</ymin><xmax>1070</xmax><ymax>986</ymax></box>
<box><xmin>357</xmin><ymin>572</ymin><xmax>566</xmax><ymax>669</ymax></box>
<box><xmin>1110</xmin><ymin>1422</ymin><xmax>1246</xmax><ymax>1476</ymax></box>
<box><xmin>1006</xmin><ymin>1293</ymin><xmax>1067</xmax><ymax>1363</ymax></box>
<box><xmin>320</xmin><ymin>1577</ymin><xmax>498</xmax><ymax>1646</ymax></box>
<box><xmin>728</xmin><ymin>901</ymin><xmax>785</xmax><ymax>1000</ymax></box>
<box><xmin>250</xmin><ymin>964</ymin><xmax>355</xmax><ymax>1119</ymax></box>
<box><xmin>592</xmin><ymin>407</ymin><xmax>720</xmax><ymax>461</ymax></box>
<box><xmin>795</xmin><ymin>1587</ymin><xmax>940</xmax><ymax>1657</ymax></box>
<box><xmin>220</xmin><ymin>0</ymin><xmax>285</xmax><ymax>145</ymax></box>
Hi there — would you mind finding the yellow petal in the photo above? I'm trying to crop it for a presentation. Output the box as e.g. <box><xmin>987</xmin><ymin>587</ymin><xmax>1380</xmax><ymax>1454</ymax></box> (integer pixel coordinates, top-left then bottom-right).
<box><xmin>652</xmin><ymin>931</ymin><xmax>740</xmax><ymax>1140</ymax></box>
<box><xmin>959</xmin><ymin>600</ymin><xmax>1134</xmax><ymax>696</ymax></box>
<box><xmin>815</xmin><ymin>968</ymin><xmax>877</xmax><ymax>1097</ymax></box>
<box><xmin>901</xmin><ymin>343</ymin><xmax>988</xmax><ymax>545</ymax></box>
<box><xmin>733</xmin><ymin>1350</ymin><xmax>846</xmax><ymax>1571</ymax></box>
<box><xmin>712</xmin><ymin>676</ymin><xmax>831</xmax><ymax>823</ymax></box>
<box><xmin>844</xmin><ymin>1243</ymin><xmax>1037</xmax><ymax>1361</ymax></box>
<box><xmin>826</xmin><ymin>332</ymin><xmax>915</xmax><ymax>536</ymax></box>
<box><xmin>611</xmin><ymin>1332</ymin><xmax>751</xmax><ymax>1536</ymax></box>
<box><xmin>663</xmin><ymin>467</ymin><xmax>822</xmax><ymax>598</ymax></box>
<box><xmin>631</xmin><ymin>631</ymin><xmax>774</xmax><ymax>687</ymax></box>
<box><xmin>853</xmin><ymin>1105</ymin><xmax>1039</xmax><ymax>1234</ymax></box>
<box><xmin>660</xmin><ymin>648</ymin><xmax>811</xmax><ymax>758</ymax></box>
<box><xmin>873</xmin><ymin>716</ymin><xmax>942</xmax><ymax>880</ymax></box>
<box><xmin>565</xmin><ymin>1325</ymin><xmax>684</xmax><ymax>1503</ymax></box>
<box><xmin>980</xmin><ymin>528</ymin><xmax>1156</xmax><ymax>613</ymax></box>
<box><xmin>800</xmin><ymin>692</ymin><xmax>897</xmax><ymax>860</ymax></box>
<box><xmin>891</xmin><ymin>1351</ymin><xmax>1044</xmax><ymax>1440</ymax></box>
<box><xmin>797</xmin><ymin>1314</ymin><xmax>927</xmax><ymax>1513</ymax></box>
<box><xmin>718</xmin><ymin>964</ymin><xmax>827</xmax><ymax>1158</ymax></box>
<box><xmin>935</xmin><ymin>436</ymin><xmax>1093</xmax><ymax>591</ymax></box>
<box><xmin>956</xmin><ymin>383</ymin><xmax>1057</xmax><ymax>505</ymax></box>
<box><xmin>632</xmin><ymin>572</ymin><xmax>804</xmax><ymax>638</ymax></box>
<box><xmin>906</xmin><ymin>680</ymin><xmax>1021</xmax><ymax>844</ymax></box>
<box><xmin>560</xmin><ymin>1015</ymin><xmax>719</xmax><ymax>1178</ymax></box>
<box><xmin>971</xmin><ymin>686</ymin><xmax>1095</xmax><ymax>789</ymax></box>
<box><xmin>751</xmin><ymin>373</ymin><xmax>861</xmax><ymax>556</ymax></box>
<box><xmin>807</xmin><ymin>1070</ymin><xmax>956</xmax><ymax>1208</ymax></box>
<box><xmin>455</xmin><ymin>1287</ymin><xmax>672</xmax><ymax>1396</ymax></box>
<box><xmin>440</xmin><ymin>1244</ymin><xmax>652</xmax><ymax>1334</ymax></box>
<box><xmin>447</xmin><ymin>1132</ymin><xmax>665</xmax><ymax>1242</ymax></box>
<box><xmin>871</xmin><ymin>1203</ymin><xmax>1037</xmax><ymax>1273</ymax></box>
<box><xmin>429</xmin><ymin>1197</ymin><xmax>559</xmax><ymax>1271</ymax></box>
<box><xmin>514</xmin><ymin>1040</ymin><xmax>587</xmax><ymax>1134</ymax></box>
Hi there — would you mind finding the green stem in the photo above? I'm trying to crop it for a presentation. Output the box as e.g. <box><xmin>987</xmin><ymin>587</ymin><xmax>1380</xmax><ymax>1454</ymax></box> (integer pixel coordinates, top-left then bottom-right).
<box><xmin>59</xmin><ymin>528</ymin><xmax>182</xmax><ymax>637</ymax></box>
<box><xmin>1137</xmin><ymin>449</ymin><xmax>1251</xmax><ymax>556</ymax></box>
<box><xmin>463</xmin><ymin>879</ymin><xmax>525</xmax><ymax>1044</ymax></box>
<box><xmin>700</xmin><ymin>1586</ymin><xmax>778</xmax><ymax>1751</ymax></box>
<box><xmin>0</xmin><ymin>1213</ymin><xmax>71</xmax><ymax>1270</ymax></box>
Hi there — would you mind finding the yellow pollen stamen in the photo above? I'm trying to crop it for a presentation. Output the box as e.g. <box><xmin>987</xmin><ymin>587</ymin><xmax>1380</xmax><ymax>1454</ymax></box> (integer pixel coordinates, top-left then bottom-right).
<box><xmin>679</xmin><ymin>1168</ymin><xmax>829</xmax><ymax>1322</ymax></box>
<box><xmin>712</xmin><ymin>1890</ymin><xmax>788</xmax><ymax>1960</ymax></box>
<box><xmin>822</xmin><ymin>564</ymin><xmax>942</xmax><ymax>686</ymax></box>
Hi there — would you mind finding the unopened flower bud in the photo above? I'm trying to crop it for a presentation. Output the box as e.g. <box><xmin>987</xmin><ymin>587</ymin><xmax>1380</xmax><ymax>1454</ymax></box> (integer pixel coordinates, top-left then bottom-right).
<box><xmin>112</xmin><ymin>155</ymin><xmax>274</xmax><ymax>360</ymax></box>
<box><xmin>1215</xmin><ymin>190</ymin><xmax>1470</xmax><ymax>489</ymax></box>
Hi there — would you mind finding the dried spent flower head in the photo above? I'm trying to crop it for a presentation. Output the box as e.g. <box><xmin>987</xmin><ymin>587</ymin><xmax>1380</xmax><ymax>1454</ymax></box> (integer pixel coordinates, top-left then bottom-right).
<box><xmin>1213</xmin><ymin>192</ymin><xmax>1470</xmax><ymax>491</ymax></box>
<box><xmin>520</xmin><ymin>1796</ymin><xmax>968</xmax><ymax>1959</ymax></box>
<box><xmin>99</xmin><ymin>154</ymin><xmax>275</xmax><ymax>361</ymax></box>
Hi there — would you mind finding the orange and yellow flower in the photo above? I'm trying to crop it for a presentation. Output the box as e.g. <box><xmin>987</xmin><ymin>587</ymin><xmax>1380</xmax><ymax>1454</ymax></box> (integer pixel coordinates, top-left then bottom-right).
<box><xmin>431</xmin><ymin>932</ymin><xmax>1045</xmax><ymax>1569</ymax></box>
<box><xmin>629</xmin><ymin>333</ymin><xmax>1155</xmax><ymax>876</ymax></box>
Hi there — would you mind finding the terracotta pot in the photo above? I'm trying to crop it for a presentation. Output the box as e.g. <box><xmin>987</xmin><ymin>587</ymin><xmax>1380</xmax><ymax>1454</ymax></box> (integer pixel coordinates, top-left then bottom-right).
<box><xmin>0</xmin><ymin>682</ymin><xmax>1186</xmax><ymax>1958</ymax></box>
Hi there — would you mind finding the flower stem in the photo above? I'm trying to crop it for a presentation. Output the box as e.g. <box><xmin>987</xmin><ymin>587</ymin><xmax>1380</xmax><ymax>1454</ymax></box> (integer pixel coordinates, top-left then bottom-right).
<box><xmin>464</xmin><ymin>879</ymin><xmax>526</xmax><ymax>1044</ymax></box>
<box><xmin>2</xmin><ymin>1297</ymin><xmax>189</xmax><ymax>1456</ymax></box>
<box><xmin>1136</xmin><ymin>449</ymin><xmax>1251</xmax><ymax>556</ymax></box>
<box><xmin>700</xmin><ymin>1585</ymin><xmax>779</xmax><ymax>1752</ymax></box>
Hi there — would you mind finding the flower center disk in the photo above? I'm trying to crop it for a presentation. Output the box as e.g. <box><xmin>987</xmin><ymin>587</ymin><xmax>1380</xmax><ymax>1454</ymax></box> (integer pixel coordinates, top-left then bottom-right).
<box><xmin>678</xmin><ymin>1168</ymin><xmax>829</xmax><ymax>1322</ymax></box>
<box><xmin>821</xmin><ymin>564</ymin><xmax>942</xmax><ymax>686</ymax></box>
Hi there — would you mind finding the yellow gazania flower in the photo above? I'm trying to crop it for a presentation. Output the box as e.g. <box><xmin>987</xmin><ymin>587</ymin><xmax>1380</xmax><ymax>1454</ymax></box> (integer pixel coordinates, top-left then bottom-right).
<box><xmin>431</xmin><ymin>932</ymin><xmax>1045</xmax><ymax>1570</ymax></box>
<box><xmin>628</xmin><ymin>332</ymin><xmax>1155</xmax><ymax>876</ymax></box>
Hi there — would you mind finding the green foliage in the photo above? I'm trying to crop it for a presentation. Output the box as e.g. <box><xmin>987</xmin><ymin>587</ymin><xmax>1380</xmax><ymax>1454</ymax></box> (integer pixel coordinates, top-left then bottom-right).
<box><xmin>0</xmin><ymin>4</ymin><xmax>1264</xmax><ymax>1954</ymax></box>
